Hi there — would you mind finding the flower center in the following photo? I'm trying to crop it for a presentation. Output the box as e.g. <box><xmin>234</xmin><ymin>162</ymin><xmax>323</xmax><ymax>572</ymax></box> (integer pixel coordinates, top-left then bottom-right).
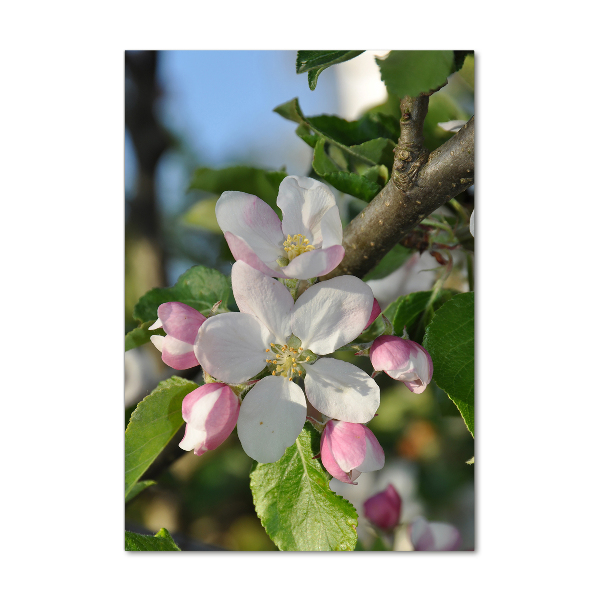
<box><xmin>283</xmin><ymin>234</ymin><xmax>315</xmax><ymax>261</ymax></box>
<box><xmin>264</xmin><ymin>339</ymin><xmax>312</xmax><ymax>381</ymax></box>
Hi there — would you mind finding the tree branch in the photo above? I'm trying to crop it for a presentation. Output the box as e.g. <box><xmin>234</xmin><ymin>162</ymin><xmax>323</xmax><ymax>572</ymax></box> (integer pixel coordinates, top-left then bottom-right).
<box><xmin>321</xmin><ymin>110</ymin><xmax>474</xmax><ymax>281</ymax></box>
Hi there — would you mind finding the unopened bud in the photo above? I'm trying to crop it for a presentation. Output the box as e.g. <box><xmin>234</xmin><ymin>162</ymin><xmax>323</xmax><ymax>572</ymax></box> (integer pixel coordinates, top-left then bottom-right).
<box><xmin>363</xmin><ymin>484</ymin><xmax>402</xmax><ymax>531</ymax></box>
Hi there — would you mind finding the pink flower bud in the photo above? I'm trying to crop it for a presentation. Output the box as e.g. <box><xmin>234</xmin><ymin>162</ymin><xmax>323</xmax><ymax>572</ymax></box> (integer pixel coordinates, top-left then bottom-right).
<box><xmin>179</xmin><ymin>383</ymin><xmax>240</xmax><ymax>456</ymax></box>
<box><xmin>363</xmin><ymin>298</ymin><xmax>382</xmax><ymax>330</ymax></box>
<box><xmin>363</xmin><ymin>484</ymin><xmax>402</xmax><ymax>530</ymax></box>
<box><xmin>320</xmin><ymin>420</ymin><xmax>385</xmax><ymax>485</ymax></box>
<box><xmin>370</xmin><ymin>335</ymin><xmax>433</xmax><ymax>393</ymax></box>
<box><xmin>149</xmin><ymin>302</ymin><xmax>207</xmax><ymax>370</ymax></box>
<box><xmin>410</xmin><ymin>516</ymin><xmax>461</xmax><ymax>551</ymax></box>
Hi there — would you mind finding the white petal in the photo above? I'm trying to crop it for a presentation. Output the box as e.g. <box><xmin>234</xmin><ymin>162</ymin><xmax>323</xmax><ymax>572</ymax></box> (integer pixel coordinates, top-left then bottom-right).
<box><xmin>162</xmin><ymin>336</ymin><xmax>194</xmax><ymax>356</ymax></box>
<box><xmin>428</xmin><ymin>522</ymin><xmax>461</xmax><ymax>550</ymax></box>
<box><xmin>304</xmin><ymin>358</ymin><xmax>380</xmax><ymax>423</ymax></box>
<box><xmin>216</xmin><ymin>191</ymin><xmax>284</xmax><ymax>264</ymax></box>
<box><xmin>280</xmin><ymin>245</ymin><xmax>345</xmax><ymax>280</ymax></box>
<box><xmin>437</xmin><ymin>120</ymin><xmax>467</xmax><ymax>133</ymax></box>
<box><xmin>179</xmin><ymin>425</ymin><xmax>206</xmax><ymax>452</ymax></box>
<box><xmin>292</xmin><ymin>276</ymin><xmax>373</xmax><ymax>354</ymax></box>
<box><xmin>148</xmin><ymin>317</ymin><xmax>163</xmax><ymax>331</ymax></box>
<box><xmin>237</xmin><ymin>377</ymin><xmax>307</xmax><ymax>463</ymax></box>
<box><xmin>231</xmin><ymin>262</ymin><xmax>292</xmax><ymax>343</ymax></box>
<box><xmin>278</xmin><ymin>176</ymin><xmax>336</xmax><ymax>245</ymax></box>
<box><xmin>319</xmin><ymin>205</ymin><xmax>343</xmax><ymax>248</ymax></box>
<box><xmin>194</xmin><ymin>312</ymin><xmax>274</xmax><ymax>384</ymax></box>
<box><xmin>358</xmin><ymin>427</ymin><xmax>385</xmax><ymax>472</ymax></box>
<box><xmin>470</xmin><ymin>209</ymin><xmax>475</xmax><ymax>237</ymax></box>
<box><xmin>224</xmin><ymin>232</ymin><xmax>283</xmax><ymax>278</ymax></box>
<box><xmin>150</xmin><ymin>335</ymin><xmax>164</xmax><ymax>352</ymax></box>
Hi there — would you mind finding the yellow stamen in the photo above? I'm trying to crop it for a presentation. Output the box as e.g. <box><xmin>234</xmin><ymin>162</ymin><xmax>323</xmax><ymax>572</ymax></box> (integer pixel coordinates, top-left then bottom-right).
<box><xmin>283</xmin><ymin>234</ymin><xmax>315</xmax><ymax>261</ymax></box>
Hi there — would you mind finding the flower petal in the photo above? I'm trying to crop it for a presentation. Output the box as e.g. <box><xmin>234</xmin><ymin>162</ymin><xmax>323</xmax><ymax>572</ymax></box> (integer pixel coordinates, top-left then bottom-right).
<box><xmin>231</xmin><ymin>261</ymin><xmax>292</xmax><ymax>343</ymax></box>
<box><xmin>320</xmin><ymin>424</ymin><xmax>358</xmax><ymax>485</ymax></box>
<box><xmin>194</xmin><ymin>312</ymin><xmax>274</xmax><ymax>384</ymax></box>
<box><xmin>319</xmin><ymin>205</ymin><xmax>343</xmax><ymax>248</ymax></box>
<box><xmin>292</xmin><ymin>276</ymin><xmax>373</xmax><ymax>354</ymax></box>
<box><xmin>325</xmin><ymin>421</ymin><xmax>366</xmax><ymax>472</ymax></box>
<box><xmin>161</xmin><ymin>336</ymin><xmax>199</xmax><ymax>370</ymax></box>
<box><xmin>237</xmin><ymin>376</ymin><xmax>307</xmax><ymax>463</ymax></box>
<box><xmin>216</xmin><ymin>191</ymin><xmax>283</xmax><ymax>263</ymax></box>
<box><xmin>278</xmin><ymin>176</ymin><xmax>337</xmax><ymax>245</ymax></box>
<box><xmin>304</xmin><ymin>358</ymin><xmax>380</xmax><ymax>423</ymax></box>
<box><xmin>410</xmin><ymin>517</ymin><xmax>461</xmax><ymax>551</ymax></box>
<box><xmin>364</xmin><ymin>298</ymin><xmax>382</xmax><ymax>330</ymax></box>
<box><xmin>224</xmin><ymin>232</ymin><xmax>282</xmax><ymax>278</ymax></box>
<box><xmin>156</xmin><ymin>302</ymin><xmax>206</xmax><ymax>344</ymax></box>
<box><xmin>358</xmin><ymin>426</ymin><xmax>385</xmax><ymax>472</ymax></box>
<box><xmin>280</xmin><ymin>245</ymin><xmax>345</xmax><ymax>280</ymax></box>
<box><xmin>180</xmin><ymin>383</ymin><xmax>239</xmax><ymax>455</ymax></box>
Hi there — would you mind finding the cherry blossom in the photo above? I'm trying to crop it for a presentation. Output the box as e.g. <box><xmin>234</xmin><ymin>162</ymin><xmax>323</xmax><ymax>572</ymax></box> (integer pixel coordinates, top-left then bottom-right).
<box><xmin>370</xmin><ymin>335</ymin><xmax>433</xmax><ymax>393</ymax></box>
<box><xmin>320</xmin><ymin>419</ymin><xmax>384</xmax><ymax>485</ymax></box>
<box><xmin>215</xmin><ymin>175</ymin><xmax>344</xmax><ymax>280</ymax></box>
<box><xmin>149</xmin><ymin>302</ymin><xmax>206</xmax><ymax>370</ymax></box>
<box><xmin>193</xmin><ymin>262</ymin><xmax>380</xmax><ymax>463</ymax></box>
<box><xmin>179</xmin><ymin>383</ymin><xmax>239</xmax><ymax>456</ymax></box>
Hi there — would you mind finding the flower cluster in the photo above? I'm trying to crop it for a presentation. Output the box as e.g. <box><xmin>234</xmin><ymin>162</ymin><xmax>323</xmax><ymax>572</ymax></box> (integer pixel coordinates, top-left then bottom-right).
<box><xmin>149</xmin><ymin>175</ymin><xmax>433</xmax><ymax>485</ymax></box>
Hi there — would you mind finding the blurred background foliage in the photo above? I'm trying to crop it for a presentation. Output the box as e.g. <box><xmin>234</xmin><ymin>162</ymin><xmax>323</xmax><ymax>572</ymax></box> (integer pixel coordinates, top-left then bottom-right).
<box><xmin>125</xmin><ymin>50</ymin><xmax>474</xmax><ymax>550</ymax></box>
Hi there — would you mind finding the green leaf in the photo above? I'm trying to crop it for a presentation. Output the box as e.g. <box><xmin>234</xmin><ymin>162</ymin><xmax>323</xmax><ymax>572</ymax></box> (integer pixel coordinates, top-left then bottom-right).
<box><xmin>422</xmin><ymin>292</ymin><xmax>474</xmax><ymax>434</ymax></box>
<box><xmin>250</xmin><ymin>425</ymin><xmax>358</xmax><ymax>551</ymax></box>
<box><xmin>296</xmin><ymin>51</ymin><xmax>364</xmax><ymax>90</ymax></box>
<box><xmin>125</xmin><ymin>480</ymin><xmax>157</xmax><ymax>503</ymax></box>
<box><xmin>363</xmin><ymin>246</ymin><xmax>413</xmax><ymax>282</ymax></box>
<box><xmin>188</xmin><ymin>166</ymin><xmax>287</xmax><ymax>212</ymax></box>
<box><xmin>312</xmin><ymin>138</ymin><xmax>381</xmax><ymax>202</ymax></box>
<box><xmin>125</xmin><ymin>320</ymin><xmax>158</xmax><ymax>352</ymax></box>
<box><xmin>376</xmin><ymin>50</ymin><xmax>456</xmax><ymax>98</ymax></box>
<box><xmin>125</xmin><ymin>528</ymin><xmax>181</xmax><ymax>551</ymax></box>
<box><xmin>125</xmin><ymin>377</ymin><xmax>199</xmax><ymax>498</ymax></box>
<box><xmin>274</xmin><ymin>98</ymin><xmax>397</xmax><ymax>168</ymax></box>
<box><xmin>180</xmin><ymin>197</ymin><xmax>222</xmax><ymax>233</ymax></box>
<box><xmin>132</xmin><ymin>265</ymin><xmax>233</xmax><ymax>324</ymax></box>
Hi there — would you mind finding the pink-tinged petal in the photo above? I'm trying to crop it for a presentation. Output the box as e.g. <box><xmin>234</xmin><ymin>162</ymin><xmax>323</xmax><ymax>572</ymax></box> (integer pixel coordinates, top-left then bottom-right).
<box><xmin>364</xmin><ymin>299</ymin><xmax>382</xmax><ymax>330</ymax></box>
<box><xmin>358</xmin><ymin>427</ymin><xmax>385</xmax><ymax>472</ymax></box>
<box><xmin>224</xmin><ymin>232</ymin><xmax>283</xmax><ymax>278</ymax></box>
<box><xmin>370</xmin><ymin>336</ymin><xmax>433</xmax><ymax>392</ymax></box>
<box><xmin>277</xmin><ymin>176</ymin><xmax>337</xmax><ymax>245</ymax></box>
<box><xmin>281</xmin><ymin>245</ymin><xmax>345</xmax><ymax>280</ymax></box>
<box><xmin>292</xmin><ymin>276</ymin><xmax>373</xmax><ymax>354</ymax></box>
<box><xmin>319</xmin><ymin>205</ymin><xmax>344</xmax><ymax>248</ymax></box>
<box><xmin>410</xmin><ymin>517</ymin><xmax>461</xmax><ymax>551</ymax></box>
<box><xmin>320</xmin><ymin>434</ymin><xmax>356</xmax><ymax>484</ymax></box>
<box><xmin>156</xmin><ymin>302</ymin><xmax>206</xmax><ymax>345</ymax></box>
<box><xmin>216</xmin><ymin>191</ymin><xmax>283</xmax><ymax>264</ymax></box>
<box><xmin>194</xmin><ymin>312</ymin><xmax>274</xmax><ymax>384</ymax></box>
<box><xmin>324</xmin><ymin>420</ymin><xmax>367</xmax><ymax>472</ymax></box>
<box><xmin>237</xmin><ymin>377</ymin><xmax>307</xmax><ymax>463</ymax></box>
<box><xmin>231</xmin><ymin>262</ymin><xmax>293</xmax><ymax>343</ymax></box>
<box><xmin>179</xmin><ymin>383</ymin><xmax>239</xmax><ymax>456</ymax></box>
<box><xmin>363</xmin><ymin>484</ymin><xmax>402</xmax><ymax>530</ymax></box>
<box><xmin>151</xmin><ymin>334</ymin><xmax>199</xmax><ymax>370</ymax></box>
<box><xmin>304</xmin><ymin>358</ymin><xmax>380</xmax><ymax>423</ymax></box>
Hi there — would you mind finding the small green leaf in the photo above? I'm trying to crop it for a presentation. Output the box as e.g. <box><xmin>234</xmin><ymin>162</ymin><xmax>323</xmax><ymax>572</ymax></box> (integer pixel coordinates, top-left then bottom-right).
<box><xmin>423</xmin><ymin>292</ymin><xmax>474</xmax><ymax>434</ymax></box>
<box><xmin>132</xmin><ymin>265</ymin><xmax>233</xmax><ymax>324</ymax></box>
<box><xmin>296</xmin><ymin>51</ymin><xmax>364</xmax><ymax>90</ymax></box>
<box><xmin>250</xmin><ymin>425</ymin><xmax>358</xmax><ymax>551</ymax></box>
<box><xmin>180</xmin><ymin>197</ymin><xmax>222</xmax><ymax>233</ymax></box>
<box><xmin>188</xmin><ymin>166</ymin><xmax>287</xmax><ymax>212</ymax></box>
<box><xmin>125</xmin><ymin>480</ymin><xmax>156</xmax><ymax>503</ymax></box>
<box><xmin>125</xmin><ymin>377</ymin><xmax>199</xmax><ymax>498</ymax></box>
<box><xmin>296</xmin><ymin>50</ymin><xmax>365</xmax><ymax>74</ymax></box>
<box><xmin>312</xmin><ymin>139</ymin><xmax>381</xmax><ymax>201</ymax></box>
<box><xmin>125</xmin><ymin>320</ymin><xmax>158</xmax><ymax>352</ymax></box>
<box><xmin>125</xmin><ymin>528</ymin><xmax>181</xmax><ymax>551</ymax></box>
<box><xmin>376</xmin><ymin>50</ymin><xmax>455</xmax><ymax>98</ymax></box>
<box><xmin>363</xmin><ymin>246</ymin><xmax>413</xmax><ymax>282</ymax></box>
